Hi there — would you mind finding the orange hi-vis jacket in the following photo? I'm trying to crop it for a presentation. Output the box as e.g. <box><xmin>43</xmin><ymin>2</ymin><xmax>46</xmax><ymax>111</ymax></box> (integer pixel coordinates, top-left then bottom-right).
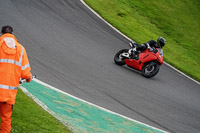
<box><xmin>0</xmin><ymin>33</ymin><xmax>32</xmax><ymax>105</ymax></box>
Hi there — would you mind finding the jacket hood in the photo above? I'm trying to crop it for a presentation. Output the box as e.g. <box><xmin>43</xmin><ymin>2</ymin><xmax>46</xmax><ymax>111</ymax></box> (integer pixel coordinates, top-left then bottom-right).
<box><xmin>0</xmin><ymin>33</ymin><xmax>18</xmax><ymax>54</ymax></box>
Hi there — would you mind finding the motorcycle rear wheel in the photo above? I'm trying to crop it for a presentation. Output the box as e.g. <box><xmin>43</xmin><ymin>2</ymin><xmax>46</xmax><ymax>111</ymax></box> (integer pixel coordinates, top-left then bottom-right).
<box><xmin>142</xmin><ymin>62</ymin><xmax>159</xmax><ymax>78</ymax></box>
<box><xmin>114</xmin><ymin>49</ymin><xmax>129</xmax><ymax>66</ymax></box>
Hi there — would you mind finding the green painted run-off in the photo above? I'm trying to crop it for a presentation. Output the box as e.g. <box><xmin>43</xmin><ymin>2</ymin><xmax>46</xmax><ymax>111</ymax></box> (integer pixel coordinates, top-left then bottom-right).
<box><xmin>22</xmin><ymin>80</ymin><xmax>164</xmax><ymax>133</ymax></box>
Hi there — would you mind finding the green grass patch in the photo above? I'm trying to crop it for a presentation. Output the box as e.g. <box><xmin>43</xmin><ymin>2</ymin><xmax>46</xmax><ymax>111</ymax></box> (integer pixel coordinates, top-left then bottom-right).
<box><xmin>10</xmin><ymin>89</ymin><xmax>71</xmax><ymax>133</ymax></box>
<box><xmin>84</xmin><ymin>0</ymin><xmax>200</xmax><ymax>81</ymax></box>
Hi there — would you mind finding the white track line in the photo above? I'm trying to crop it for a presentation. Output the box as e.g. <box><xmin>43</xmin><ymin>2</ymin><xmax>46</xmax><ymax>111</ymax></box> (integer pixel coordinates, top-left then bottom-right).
<box><xmin>80</xmin><ymin>0</ymin><xmax>200</xmax><ymax>85</ymax></box>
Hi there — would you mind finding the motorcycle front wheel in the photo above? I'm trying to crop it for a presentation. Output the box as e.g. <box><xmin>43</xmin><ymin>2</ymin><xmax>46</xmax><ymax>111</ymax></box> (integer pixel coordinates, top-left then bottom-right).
<box><xmin>142</xmin><ymin>62</ymin><xmax>159</xmax><ymax>78</ymax></box>
<box><xmin>114</xmin><ymin>49</ymin><xmax>129</xmax><ymax>66</ymax></box>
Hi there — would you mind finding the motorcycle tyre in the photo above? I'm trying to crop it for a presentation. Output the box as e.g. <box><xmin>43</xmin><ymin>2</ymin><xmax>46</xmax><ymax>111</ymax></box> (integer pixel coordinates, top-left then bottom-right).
<box><xmin>114</xmin><ymin>49</ymin><xmax>129</xmax><ymax>66</ymax></box>
<box><xmin>142</xmin><ymin>62</ymin><xmax>159</xmax><ymax>78</ymax></box>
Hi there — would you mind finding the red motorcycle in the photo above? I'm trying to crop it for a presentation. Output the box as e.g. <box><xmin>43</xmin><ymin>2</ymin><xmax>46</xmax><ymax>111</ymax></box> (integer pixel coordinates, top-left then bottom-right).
<box><xmin>114</xmin><ymin>42</ymin><xmax>163</xmax><ymax>78</ymax></box>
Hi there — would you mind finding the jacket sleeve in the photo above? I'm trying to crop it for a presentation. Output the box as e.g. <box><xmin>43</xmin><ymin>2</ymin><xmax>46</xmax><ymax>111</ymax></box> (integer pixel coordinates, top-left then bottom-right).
<box><xmin>21</xmin><ymin>47</ymin><xmax>32</xmax><ymax>81</ymax></box>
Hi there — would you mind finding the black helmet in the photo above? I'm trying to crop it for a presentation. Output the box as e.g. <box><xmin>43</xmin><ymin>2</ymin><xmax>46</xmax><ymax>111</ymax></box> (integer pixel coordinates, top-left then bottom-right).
<box><xmin>1</xmin><ymin>25</ymin><xmax>13</xmax><ymax>34</ymax></box>
<box><xmin>157</xmin><ymin>37</ymin><xmax>166</xmax><ymax>48</ymax></box>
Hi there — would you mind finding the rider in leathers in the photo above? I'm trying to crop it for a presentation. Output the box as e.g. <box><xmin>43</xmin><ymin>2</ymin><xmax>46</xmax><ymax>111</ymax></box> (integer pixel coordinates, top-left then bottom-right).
<box><xmin>131</xmin><ymin>37</ymin><xmax>166</xmax><ymax>59</ymax></box>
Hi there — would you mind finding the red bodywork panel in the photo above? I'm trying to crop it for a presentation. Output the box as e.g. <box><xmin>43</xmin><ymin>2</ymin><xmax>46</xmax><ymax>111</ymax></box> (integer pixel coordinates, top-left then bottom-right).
<box><xmin>125</xmin><ymin>49</ymin><xmax>163</xmax><ymax>71</ymax></box>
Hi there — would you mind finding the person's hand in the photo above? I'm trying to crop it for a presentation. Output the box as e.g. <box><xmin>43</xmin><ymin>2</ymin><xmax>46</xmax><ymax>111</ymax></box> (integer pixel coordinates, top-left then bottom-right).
<box><xmin>26</xmin><ymin>77</ymin><xmax>32</xmax><ymax>82</ymax></box>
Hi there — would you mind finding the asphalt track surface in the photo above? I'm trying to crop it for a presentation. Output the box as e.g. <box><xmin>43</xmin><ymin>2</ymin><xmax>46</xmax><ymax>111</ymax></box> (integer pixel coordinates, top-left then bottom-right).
<box><xmin>1</xmin><ymin>0</ymin><xmax>200</xmax><ymax>133</ymax></box>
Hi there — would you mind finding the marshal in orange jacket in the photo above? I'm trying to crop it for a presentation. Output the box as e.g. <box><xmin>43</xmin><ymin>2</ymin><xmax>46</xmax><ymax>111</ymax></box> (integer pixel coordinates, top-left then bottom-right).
<box><xmin>0</xmin><ymin>33</ymin><xmax>32</xmax><ymax>105</ymax></box>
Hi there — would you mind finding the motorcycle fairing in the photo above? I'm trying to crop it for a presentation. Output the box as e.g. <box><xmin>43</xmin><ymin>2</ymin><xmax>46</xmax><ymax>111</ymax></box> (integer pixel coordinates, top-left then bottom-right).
<box><xmin>125</xmin><ymin>50</ymin><xmax>158</xmax><ymax>71</ymax></box>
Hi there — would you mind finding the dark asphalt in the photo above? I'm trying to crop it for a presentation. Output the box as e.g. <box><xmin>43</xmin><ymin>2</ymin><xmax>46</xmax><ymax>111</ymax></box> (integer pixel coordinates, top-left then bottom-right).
<box><xmin>0</xmin><ymin>0</ymin><xmax>200</xmax><ymax>132</ymax></box>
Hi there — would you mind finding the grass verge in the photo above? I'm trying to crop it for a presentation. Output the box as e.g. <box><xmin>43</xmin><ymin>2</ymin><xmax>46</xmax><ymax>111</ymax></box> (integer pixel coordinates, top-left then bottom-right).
<box><xmin>10</xmin><ymin>89</ymin><xmax>71</xmax><ymax>133</ymax></box>
<box><xmin>84</xmin><ymin>0</ymin><xmax>200</xmax><ymax>81</ymax></box>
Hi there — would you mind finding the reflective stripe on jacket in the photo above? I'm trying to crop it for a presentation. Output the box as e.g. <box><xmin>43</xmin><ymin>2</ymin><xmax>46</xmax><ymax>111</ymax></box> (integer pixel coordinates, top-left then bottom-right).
<box><xmin>0</xmin><ymin>33</ymin><xmax>32</xmax><ymax>105</ymax></box>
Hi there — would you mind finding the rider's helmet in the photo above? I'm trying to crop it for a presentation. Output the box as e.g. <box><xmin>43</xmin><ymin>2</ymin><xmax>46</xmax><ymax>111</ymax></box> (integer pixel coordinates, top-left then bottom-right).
<box><xmin>1</xmin><ymin>25</ymin><xmax>13</xmax><ymax>34</ymax></box>
<box><xmin>157</xmin><ymin>37</ymin><xmax>166</xmax><ymax>48</ymax></box>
